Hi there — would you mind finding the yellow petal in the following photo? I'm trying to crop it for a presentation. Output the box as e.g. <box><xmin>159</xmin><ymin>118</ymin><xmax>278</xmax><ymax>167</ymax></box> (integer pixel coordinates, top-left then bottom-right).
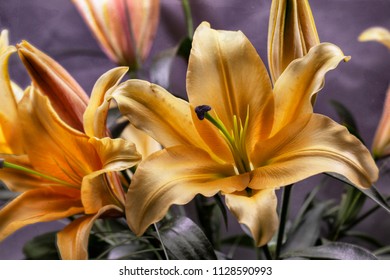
<box><xmin>372</xmin><ymin>86</ymin><xmax>390</xmax><ymax>158</ymax></box>
<box><xmin>224</xmin><ymin>189</ymin><xmax>278</xmax><ymax>247</ymax></box>
<box><xmin>81</xmin><ymin>137</ymin><xmax>141</xmax><ymax>213</ymax></box>
<box><xmin>126</xmin><ymin>145</ymin><xmax>249</xmax><ymax>235</ymax></box>
<box><xmin>268</xmin><ymin>0</ymin><xmax>320</xmax><ymax>82</ymax></box>
<box><xmin>57</xmin><ymin>204</ymin><xmax>122</xmax><ymax>260</ymax></box>
<box><xmin>271</xmin><ymin>43</ymin><xmax>349</xmax><ymax>136</ymax></box>
<box><xmin>17</xmin><ymin>41</ymin><xmax>89</xmax><ymax>131</ymax></box>
<box><xmin>0</xmin><ymin>31</ymin><xmax>24</xmax><ymax>154</ymax></box>
<box><xmin>83</xmin><ymin>66</ymin><xmax>128</xmax><ymax>138</ymax></box>
<box><xmin>121</xmin><ymin>124</ymin><xmax>161</xmax><ymax>158</ymax></box>
<box><xmin>358</xmin><ymin>27</ymin><xmax>390</xmax><ymax>50</ymax></box>
<box><xmin>188</xmin><ymin>22</ymin><xmax>274</xmax><ymax>146</ymax></box>
<box><xmin>110</xmin><ymin>79</ymin><xmax>206</xmax><ymax>149</ymax></box>
<box><xmin>18</xmin><ymin>87</ymin><xmax>100</xmax><ymax>185</ymax></box>
<box><xmin>0</xmin><ymin>186</ymin><xmax>83</xmax><ymax>242</ymax></box>
<box><xmin>251</xmin><ymin>114</ymin><xmax>378</xmax><ymax>189</ymax></box>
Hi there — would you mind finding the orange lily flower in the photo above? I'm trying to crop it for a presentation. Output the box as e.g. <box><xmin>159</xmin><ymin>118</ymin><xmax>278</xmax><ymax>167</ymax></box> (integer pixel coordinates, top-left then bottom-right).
<box><xmin>72</xmin><ymin>0</ymin><xmax>160</xmax><ymax>70</ymax></box>
<box><xmin>0</xmin><ymin>36</ymin><xmax>141</xmax><ymax>259</ymax></box>
<box><xmin>110</xmin><ymin>22</ymin><xmax>378</xmax><ymax>246</ymax></box>
<box><xmin>268</xmin><ymin>0</ymin><xmax>320</xmax><ymax>83</ymax></box>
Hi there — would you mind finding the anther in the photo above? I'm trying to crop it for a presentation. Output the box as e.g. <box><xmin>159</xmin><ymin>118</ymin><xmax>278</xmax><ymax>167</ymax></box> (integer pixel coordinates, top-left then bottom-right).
<box><xmin>195</xmin><ymin>105</ymin><xmax>212</xmax><ymax>120</ymax></box>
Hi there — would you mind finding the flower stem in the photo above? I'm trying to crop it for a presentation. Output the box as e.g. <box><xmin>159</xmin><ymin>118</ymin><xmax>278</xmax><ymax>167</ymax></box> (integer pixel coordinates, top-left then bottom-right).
<box><xmin>181</xmin><ymin>0</ymin><xmax>194</xmax><ymax>39</ymax></box>
<box><xmin>154</xmin><ymin>223</ymin><xmax>169</xmax><ymax>260</ymax></box>
<box><xmin>275</xmin><ymin>184</ymin><xmax>293</xmax><ymax>259</ymax></box>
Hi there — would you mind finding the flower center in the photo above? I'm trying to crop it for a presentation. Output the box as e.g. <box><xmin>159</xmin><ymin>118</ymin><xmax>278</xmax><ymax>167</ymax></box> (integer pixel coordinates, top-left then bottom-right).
<box><xmin>195</xmin><ymin>105</ymin><xmax>252</xmax><ymax>174</ymax></box>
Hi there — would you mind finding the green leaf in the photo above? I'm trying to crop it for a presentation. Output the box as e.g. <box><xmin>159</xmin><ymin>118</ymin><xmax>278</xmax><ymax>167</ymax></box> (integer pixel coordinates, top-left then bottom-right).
<box><xmin>330</xmin><ymin>100</ymin><xmax>363</xmax><ymax>142</ymax></box>
<box><xmin>281</xmin><ymin>242</ymin><xmax>378</xmax><ymax>260</ymax></box>
<box><xmin>150</xmin><ymin>37</ymin><xmax>192</xmax><ymax>89</ymax></box>
<box><xmin>154</xmin><ymin>216</ymin><xmax>217</xmax><ymax>260</ymax></box>
<box><xmin>23</xmin><ymin>231</ymin><xmax>60</xmax><ymax>260</ymax></box>
<box><xmin>325</xmin><ymin>172</ymin><xmax>390</xmax><ymax>215</ymax></box>
<box><xmin>282</xmin><ymin>201</ymin><xmax>332</xmax><ymax>254</ymax></box>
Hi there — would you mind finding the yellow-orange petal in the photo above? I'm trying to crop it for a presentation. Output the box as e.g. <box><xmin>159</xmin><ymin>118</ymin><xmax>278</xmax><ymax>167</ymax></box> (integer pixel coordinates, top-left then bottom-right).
<box><xmin>57</xmin><ymin>204</ymin><xmax>122</xmax><ymax>260</ymax></box>
<box><xmin>187</xmin><ymin>22</ymin><xmax>274</xmax><ymax>148</ymax></box>
<box><xmin>126</xmin><ymin>145</ymin><xmax>249</xmax><ymax>236</ymax></box>
<box><xmin>83</xmin><ymin>67</ymin><xmax>128</xmax><ymax>138</ymax></box>
<box><xmin>224</xmin><ymin>189</ymin><xmax>278</xmax><ymax>247</ymax></box>
<box><xmin>0</xmin><ymin>186</ymin><xmax>83</xmax><ymax>242</ymax></box>
<box><xmin>120</xmin><ymin>124</ymin><xmax>161</xmax><ymax>158</ymax></box>
<box><xmin>251</xmin><ymin>114</ymin><xmax>378</xmax><ymax>190</ymax></box>
<box><xmin>81</xmin><ymin>137</ymin><xmax>141</xmax><ymax>213</ymax></box>
<box><xmin>110</xmin><ymin>79</ymin><xmax>206</xmax><ymax>149</ymax></box>
<box><xmin>0</xmin><ymin>31</ymin><xmax>24</xmax><ymax>154</ymax></box>
<box><xmin>271</xmin><ymin>43</ymin><xmax>349</xmax><ymax>136</ymax></box>
<box><xmin>18</xmin><ymin>87</ymin><xmax>100</xmax><ymax>185</ymax></box>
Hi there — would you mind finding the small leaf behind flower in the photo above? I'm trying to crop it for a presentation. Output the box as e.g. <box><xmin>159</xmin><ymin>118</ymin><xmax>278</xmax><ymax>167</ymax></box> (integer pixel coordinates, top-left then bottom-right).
<box><xmin>325</xmin><ymin>172</ymin><xmax>390</xmax><ymax>215</ymax></box>
<box><xmin>280</xmin><ymin>242</ymin><xmax>377</xmax><ymax>260</ymax></box>
<box><xmin>23</xmin><ymin>231</ymin><xmax>60</xmax><ymax>260</ymax></box>
<box><xmin>153</xmin><ymin>216</ymin><xmax>217</xmax><ymax>260</ymax></box>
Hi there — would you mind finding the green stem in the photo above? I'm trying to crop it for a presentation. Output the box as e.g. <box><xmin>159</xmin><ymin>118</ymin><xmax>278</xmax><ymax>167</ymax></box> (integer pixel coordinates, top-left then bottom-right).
<box><xmin>154</xmin><ymin>223</ymin><xmax>169</xmax><ymax>260</ymax></box>
<box><xmin>181</xmin><ymin>0</ymin><xmax>194</xmax><ymax>39</ymax></box>
<box><xmin>1</xmin><ymin>160</ymin><xmax>78</xmax><ymax>188</ymax></box>
<box><xmin>275</xmin><ymin>184</ymin><xmax>293</xmax><ymax>259</ymax></box>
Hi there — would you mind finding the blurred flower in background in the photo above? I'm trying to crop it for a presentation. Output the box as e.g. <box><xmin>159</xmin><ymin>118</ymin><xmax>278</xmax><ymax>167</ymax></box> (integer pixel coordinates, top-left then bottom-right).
<box><xmin>72</xmin><ymin>0</ymin><xmax>160</xmax><ymax>71</ymax></box>
<box><xmin>359</xmin><ymin>27</ymin><xmax>390</xmax><ymax>159</ymax></box>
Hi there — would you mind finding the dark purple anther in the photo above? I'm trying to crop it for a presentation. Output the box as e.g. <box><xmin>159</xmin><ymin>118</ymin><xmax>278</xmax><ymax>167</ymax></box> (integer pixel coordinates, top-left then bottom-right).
<box><xmin>195</xmin><ymin>105</ymin><xmax>212</xmax><ymax>120</ymax></box>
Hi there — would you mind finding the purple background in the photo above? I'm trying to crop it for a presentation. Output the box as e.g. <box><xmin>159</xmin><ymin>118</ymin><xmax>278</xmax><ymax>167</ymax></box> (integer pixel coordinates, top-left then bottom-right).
<box><xmin>1</xmin><ymin>0</ymin><xmax>390</xmax><ymax>259</ymax></box>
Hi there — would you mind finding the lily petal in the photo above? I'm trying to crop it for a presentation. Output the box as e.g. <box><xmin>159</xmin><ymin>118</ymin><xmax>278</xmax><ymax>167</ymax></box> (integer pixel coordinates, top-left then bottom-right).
<box><xmin>0</xmin><ymin>31</ymin><xmax>23</xmax><ymax>154</ymax></box>
<box><xmin>187</xmin><ymin>22</ymin><xmax>274</xmax><ymax>148</ymax></box>
<box><xmin>17</xmin><ymin>41</ymin><xmax>89</xmax><ymax>132</ymax></box>
<box><xmin>251</xmin><ymin>114</ymin><xmax>378</xmax><ymax>189</ymax></box>
<box><xmin>271</xmin><ymin>43</ymin><xmax>349</xmax><ymax>136</ymax></box>
<box><xmin>121</xmin><ymin>124</ymin><xmax>161</xmax><ymax>158</ymax></box>
<box><xmin>358</xmin><ymin>27</ymin><xmax>390</xmax><ymax>50</ymax></box>
<box><xmin>110</xmin><ymin>79</ymin><xmax>206</xmax><ymax>149</ymax></box>
<box><xmin>0</xmin><ymin>186</ymin><xmax>83</xmax><ymax>241</ymax></box>
<box><xmin>18</xmin><ymin>87</ymin><xmax>100</xmax><ymax>185</ymax></box>
<box><xmin>126</xmin><ymin>145</ymin><xmax>249</xmax><ymax>235</ymax></box>
<box><xmin>81</xmin><ymin>137</ymin><xmax>141</xmax><ymax>213</ymax></box>
<box><xmin>224</xmin><ymin>189</ymin><xmax>278</xmax><ymax>247</ymax></box>
<box><xmin>83</xmin><ymin>67</ymin><xmax>128</xmax><ymax>138</ymax></box>
<box><xmin>57</xmin><ymin>204</ymin><xmax>122</xmax><ymax>260</ymax></box>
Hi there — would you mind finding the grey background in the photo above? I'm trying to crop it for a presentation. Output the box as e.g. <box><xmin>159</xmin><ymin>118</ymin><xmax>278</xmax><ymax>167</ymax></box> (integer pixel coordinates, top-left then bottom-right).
<box><xmin>0</xmin><ymin>0</ymin><xmax>390</xmax><ymax>259</ymax></box>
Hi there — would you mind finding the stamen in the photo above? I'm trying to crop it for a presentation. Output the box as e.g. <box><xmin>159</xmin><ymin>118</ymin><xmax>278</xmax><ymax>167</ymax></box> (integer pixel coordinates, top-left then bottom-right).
<box><xmin>0</xmin><ymin>159</ymin><xmax>78</xmax><ymax>188</ymax></box>
<box><xmin>194</xmin><ymin>106</ymin><xmax>252</xmax><ymax>174</ymax></box>
<box><xmin>195</xmin><ymin>105</ymin><xmax>212</xmax><ymax>120</ymax></box>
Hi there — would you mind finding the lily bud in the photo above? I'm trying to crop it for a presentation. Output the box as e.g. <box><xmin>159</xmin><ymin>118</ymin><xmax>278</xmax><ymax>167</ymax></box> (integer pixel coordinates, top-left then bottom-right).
<box><xmin>17</xmin><ymin>41</ymin><xmax>89</xmax><ymax>132</ymax></box>
<box><xmin>73</xmin><ymin>0</ymin><xmax>160</xmax><ymax>70</ymax></box>
<box><xmin>372</xmin><ymin>86</ymin><xmax>390</xmax><ymax>159</ymax></box>
<box><xmin>268</xmin><ymin>0</ymin><xmax>320</xmax><ymax>83</ymax></box>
